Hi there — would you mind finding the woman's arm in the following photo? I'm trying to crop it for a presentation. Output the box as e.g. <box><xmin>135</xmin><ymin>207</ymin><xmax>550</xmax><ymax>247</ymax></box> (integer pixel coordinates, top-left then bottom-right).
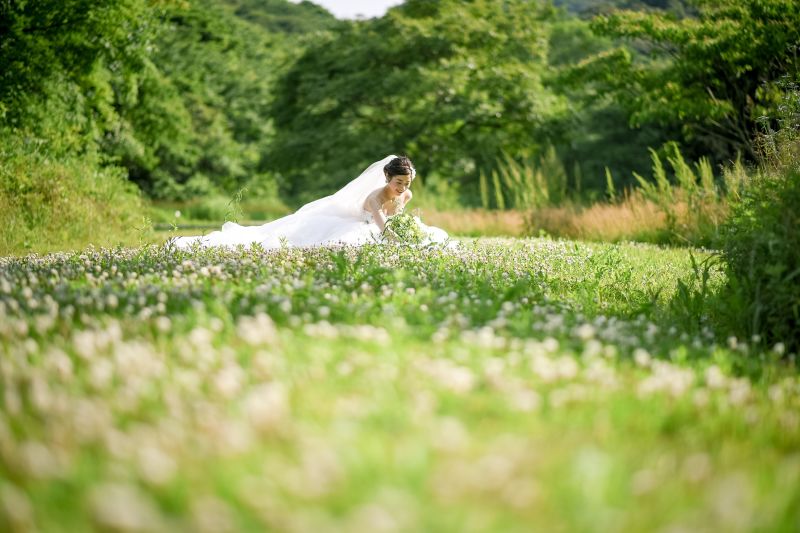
<box><xmin>402</xmin><ymin>190</ymin><xmax>413</xmax><ymax>209</ymax></box>
<box><xmin>365</xmin><ymin>197</ymin><xmax>388</xmax><ymax>232</ymax></box>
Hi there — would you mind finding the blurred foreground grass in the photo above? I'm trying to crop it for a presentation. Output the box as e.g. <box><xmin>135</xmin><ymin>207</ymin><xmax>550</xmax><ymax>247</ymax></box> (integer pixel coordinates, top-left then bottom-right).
<box><xmin>0</xmin><ymin>238</ymin><xmax>797</xmax><ymax>531</ymax></box>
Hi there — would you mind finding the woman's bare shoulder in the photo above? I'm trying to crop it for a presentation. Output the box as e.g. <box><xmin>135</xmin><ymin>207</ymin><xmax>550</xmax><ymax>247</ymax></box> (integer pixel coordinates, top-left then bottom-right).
<box><xmin>363</xmin><ymin>188</ymin><xmax>382</xmax><ymax>210</ymax></box>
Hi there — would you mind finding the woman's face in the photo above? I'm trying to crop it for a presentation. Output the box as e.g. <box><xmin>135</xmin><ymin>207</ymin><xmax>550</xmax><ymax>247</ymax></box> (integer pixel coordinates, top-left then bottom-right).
<box><xmin>386</xmin><ymin>173</ymin><xmax>412</xmax><ymax>197</ymax></box>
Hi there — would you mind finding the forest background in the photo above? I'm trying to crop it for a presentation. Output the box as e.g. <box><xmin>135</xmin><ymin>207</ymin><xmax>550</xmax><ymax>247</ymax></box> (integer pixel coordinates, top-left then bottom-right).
<box><xmin>1</xmin><ymin>0</ymin><xmax>798</xmax><ymax>252</ymax></box>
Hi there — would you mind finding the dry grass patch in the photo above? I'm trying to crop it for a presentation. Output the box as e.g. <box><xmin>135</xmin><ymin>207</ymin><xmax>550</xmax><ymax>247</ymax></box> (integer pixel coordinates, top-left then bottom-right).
<box><xmin>526</xmin><ymin>190</ymin><xmax>728</xmax><ymax>245</ymax></box>
<box><xmin>417</xmin><ymin>208</ymin><xmax>526</xmax><ymax>237</ymax></box>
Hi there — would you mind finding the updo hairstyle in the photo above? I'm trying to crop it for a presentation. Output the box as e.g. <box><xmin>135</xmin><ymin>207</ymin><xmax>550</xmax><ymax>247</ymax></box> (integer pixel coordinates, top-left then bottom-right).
<box><xmin>384</xmin><ymin>156</ymin><xmax>415</xmax><ymax>182</ymax></box>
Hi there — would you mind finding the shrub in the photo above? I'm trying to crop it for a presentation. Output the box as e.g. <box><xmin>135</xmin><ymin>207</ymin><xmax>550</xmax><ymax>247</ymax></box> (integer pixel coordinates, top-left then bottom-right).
<box><xmin>632</xmin><ymin>143</ymin><xmax>731</xmax><ymax>246</ymax></box>
<box><xmin>0</xmin><ymin>133</ymin><xmax>146</xmax><ymax>255</ymax></box>
<box><xmin>182</xmin><ymin>196</ymin><xmax>235</xmax><ymax>222</ymax></box>
<box><xmin>717</xmin><ymin>83</ymin><xmax>800</xmax><ymax>355</ymax></box>
<box><xmin>718</xmin><ymin>166</ymin><xmax>800</xmax><ymax>355</ymax></box>
<box><xmin>482</xmin><ymin>147</ymin><xmax>569</xmax><ymax>211</ymax></box>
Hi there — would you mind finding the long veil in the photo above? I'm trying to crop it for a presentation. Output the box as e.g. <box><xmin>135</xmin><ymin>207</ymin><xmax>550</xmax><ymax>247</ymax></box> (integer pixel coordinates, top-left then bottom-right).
<box><xmin>294</xmin><ymin>154</ymin><xmax>396</xmax><ymax>218</ymax></box>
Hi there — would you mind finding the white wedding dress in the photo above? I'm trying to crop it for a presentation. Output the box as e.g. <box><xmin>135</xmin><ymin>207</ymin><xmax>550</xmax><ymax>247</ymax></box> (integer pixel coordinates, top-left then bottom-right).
<box><xmin>170</xmin><ymin>155</ymin><xmax>451</xmax><ymax>250</ymax></box>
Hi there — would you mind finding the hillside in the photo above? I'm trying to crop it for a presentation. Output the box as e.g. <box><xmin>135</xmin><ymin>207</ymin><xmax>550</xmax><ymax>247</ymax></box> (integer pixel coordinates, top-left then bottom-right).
<box><xmin>221</xmin><ymin>0</ymin><xmax>342</xmax><ymax>34</ymax></box>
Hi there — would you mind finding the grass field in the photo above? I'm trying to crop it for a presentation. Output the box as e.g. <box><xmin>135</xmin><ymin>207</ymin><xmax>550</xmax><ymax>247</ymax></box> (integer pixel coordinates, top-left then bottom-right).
<box><xmin>1</xmin><ymin>238</ymin><xmax>798</xmax><ymax>532</ymax></box>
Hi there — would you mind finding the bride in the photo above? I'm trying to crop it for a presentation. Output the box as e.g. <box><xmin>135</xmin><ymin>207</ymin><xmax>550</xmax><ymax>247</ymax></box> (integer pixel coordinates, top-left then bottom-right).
<box><xmin>170</xmin><ymin>155</ymin><xmax>451</xmax><ymax>249</ymax></box>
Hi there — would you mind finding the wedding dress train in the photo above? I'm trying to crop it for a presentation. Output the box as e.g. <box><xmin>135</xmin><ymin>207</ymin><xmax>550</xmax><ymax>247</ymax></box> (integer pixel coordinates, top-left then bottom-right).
<box><xmin>170</xmin><ymin>155</ymin><xmax>451</xmax><ymax>250</ymax></box>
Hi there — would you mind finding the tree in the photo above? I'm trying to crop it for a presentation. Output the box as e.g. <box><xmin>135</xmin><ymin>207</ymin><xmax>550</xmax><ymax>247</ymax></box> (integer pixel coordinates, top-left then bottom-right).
<box><xmin>267</xmin><ymin>0</ymin><xmax>568</xmax><ymax>203</ymax></box>
<box><xmin>564</xmin><ymin>0</ymin><xmax>800</xmax><ymax>163</ymax></box>
<box><xmin>0</xmin><ymin>0</ymin><xmax>162</xmax><ymax>135</ymax></box>
<box><xmin>220</xmin><ymin>0</ymin><xmax>340</xmax><ymax>34</ymax></box>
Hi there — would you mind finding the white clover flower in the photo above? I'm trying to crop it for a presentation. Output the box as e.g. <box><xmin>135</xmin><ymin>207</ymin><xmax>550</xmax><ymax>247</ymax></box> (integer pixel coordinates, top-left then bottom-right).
<box><xmin>530</xmin><ymin>355</ymin><xmax>558</xmax><ymax>383</ymax></box>
<box><xmin>728</xmin><ymin>379</ymin><xmax>751</xmax><ymax>406</ymax></box>
<box><xmin>71</xmin><ymin>399</ymin><xmax>113</xmax><ymax>444</ymax></box>
<box><xmin>347</xmin><ymin>501</ymin><xmax>404</xmax><ymax>533</ymax></box>
<box><xmin>155</xmin><ymin>316</ymin><xmax>172</xmax><ymax>333</ymax></box>
<box><xmin>73</xmin><ymin>330</ymin><xmax>98</xmax><ymax>360</ymax></box>
<box><xmin>137</xmin><ymin>445</ymin><xmax>177</xmax><ymax>487</ymax></box>
<box><xmin>190</xmin><ymin>495</ymin><xmax>236</xmax><ymax>533</ymax></box>
<box><xmin>19</xmin><ymin>440</ymin><xmax>60</xmax><ymax>480</ymax></box>
<box><xmin>89</xmin><ymin>359</ymin><xmax>114</xmax><ymax>391</ymax></box>
<box><xmin>779</xmin><ymin>411</ymin><xmax>799</xmax><ymax>431</ymax></box>
<box><xmin>508</xmin><ymin>388</ymin><xmax>541</xmax><ymax>412</ymax></box>
<box><xmin>549</xmin><ymin>384</ymin><xmax>588</xmax><ymax>408</ymax></box>
<box><xmin>583</xmin><ymin>359</ymin><xmax>618</xmax><ymax>389</ymax></box>
<box><xmin>89</xmin><ymin>483</ymin><xmax>163</xmax><ymax>532</ymax></box>
<box><xmin>475</xmin><ymin>453</ymin><xmax>515</xmax><ymax>491</ymax></box>
<box><xmin>243</xmin><ymin>382</ymin><xmax>289</xmax><ymax>433</ymax></box>
<box><xmin>501</xmin><ymin>479</ymin><xmax>540</xmax><ymax>509</ymax></box>
<box><xmin>693</xmin><ymin>388</ymin><xmax>711</xmax><ymax>408</ymax></box>
<box><xmin>768</xmin><ymin>384</ymin><xmax>785</xmax><ymax>403</ymax></box>
<box><xmin>542</xmin><ymin>337</ymin><xmax>559</xmax><ymax>353</ymax></box>
<box><xmin>554</xmin><ymin>356</ymin><xmax>579</xmax><ymax>380</ymax></box>
<box><xmin>213</xmin><ymin>364</ymin><xmax>246</xmax><ymax>399</ymax></box>
<box><xmin>4</xmin><ymin>386</ymin><xmax>22</xmax><ymax>416</ymax></box>
<box><xmin>682</xmin><ymin>453</ymin><xmax>711</xmax><ymax>483</ymax></box>
<box><xmin>425</xmin><ymin>360</ymin><xmax>475</xmax><ymax>394</ymax></box>
<box><xmin>704</xmin><ymin>365</ymin><xmax>727</xmax><ymax>389</ymax></box>
<box><xmin>582</xmin><ymin>339</ymin><xmax>603</xmax><ymax>359</ymax></box>
<box><xmin>574</xmin><ymin>323</ymin><xmax>596</xmax><ymax>341</ymax></box>
<box><xmin>633</xmin><ymin>348</ymin><xmax>651</xmax><ymax>368</ymax></box>
<box><xmin>710</xmin><ymin>473</ymin><xmax>755</xmax><ymax>529</ymax></box>
<box><xmin>0</xmin><ymin>484</ymin><xmax>33</xmax><ymax>530</ymax></box>
<box><xmin>285</xmin><ymin>441</ymin><xmax>344</xmax><ymax>499</ymax></box>
<box><xmin>637</xmin><ymin>361</ymin><xmax>694</xmax><ymax>398</ymax></box>
<box><xmin>630</xmin><ymin>468</ymin><xmax>658</xmax><ymax>496</ymax></box>
<box><xmin>44</xmin><ymin>348</ymin><xmax>73</xmax><ymax>381</ymax></box>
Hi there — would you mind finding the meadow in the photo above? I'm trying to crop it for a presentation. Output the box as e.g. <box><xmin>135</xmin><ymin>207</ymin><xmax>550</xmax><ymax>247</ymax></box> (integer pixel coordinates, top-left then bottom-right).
<box><xmin>1</xmin><ymin>237</ymin><xmax>798</xmax><ymax>532</ymax></box>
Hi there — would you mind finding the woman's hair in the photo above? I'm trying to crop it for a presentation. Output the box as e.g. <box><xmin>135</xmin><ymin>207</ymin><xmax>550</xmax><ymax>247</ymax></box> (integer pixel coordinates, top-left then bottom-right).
<box><xmin>384</xmin><ymin>156</ymin><xmax>415</xmax><ymax>181</ymax></box>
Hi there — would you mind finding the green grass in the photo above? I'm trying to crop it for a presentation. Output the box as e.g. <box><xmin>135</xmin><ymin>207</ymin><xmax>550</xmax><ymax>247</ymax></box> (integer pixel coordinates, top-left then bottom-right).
<box><xmin>0</xmin><ymin>135</ymin><xmax>148</xmax><ymax>257</ymax></box>
<box><xmin>0</xmin><ymin>238</ymin><xmax>797</xmax><ymax>531</ymax></box>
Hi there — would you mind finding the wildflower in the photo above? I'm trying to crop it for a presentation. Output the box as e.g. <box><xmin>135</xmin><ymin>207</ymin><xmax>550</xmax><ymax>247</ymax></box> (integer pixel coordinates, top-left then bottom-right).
<box><xmin>682</xmin><ymin>453</ymin><xmax>712</xmax><ymax>483</ymax></box>
<box><xmin>190</xmin><ymin>495</ymin><xmax>235</xmax><ymax>533</ymax></box>
<box><xmin>137</xmin><ymin>445</ymin><xmax>177</xmax><ymax>486</ymax></box>
<box><xmin>574</xmin><ymin>323</ymin><xmax>596</xmax><ymax>341</ymax></box>
<box><xmin>704</xmin><ymin>365</ymin><xmax>727</xmax><ymax>389</ymax></box>
<box><xmin>633</xmin><ymin>348</ymin><xmax>651</xmax><ymax>368</ymax></box>
<box><xmin>243</xmin><ymin>382</ymin><xmax>289</xmax><ymax>433</ymax></box>
<box><xmin>0</xmin><ymin>485</ymin><xmax>33</xmax><ymax>530</ymax></box>
<box><xmin>89</xmin><ymin>483</ymin><xmax>163</xmax><ymax>532</ymax></box>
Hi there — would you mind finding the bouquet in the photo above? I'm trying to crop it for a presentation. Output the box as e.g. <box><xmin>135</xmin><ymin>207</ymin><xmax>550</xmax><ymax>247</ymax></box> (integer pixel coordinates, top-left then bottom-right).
<box><xmin>381</xmin><ymin>211</ymin><xmax>427</xmax><ymax>244</ymax></box>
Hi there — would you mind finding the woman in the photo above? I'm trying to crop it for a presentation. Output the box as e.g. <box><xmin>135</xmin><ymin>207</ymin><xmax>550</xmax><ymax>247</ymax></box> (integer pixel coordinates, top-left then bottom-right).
<box><xmin>170</xmin><ymin>155</ymin><xmax>450</xmax><ymax>249</ymax></box>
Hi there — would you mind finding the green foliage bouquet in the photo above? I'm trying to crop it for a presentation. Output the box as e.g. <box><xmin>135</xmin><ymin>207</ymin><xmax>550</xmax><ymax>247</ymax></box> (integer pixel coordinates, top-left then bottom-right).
<box><xmin>381</xmin><ymin>212</ymin><xmax>426</xmax><ymax>245</ymax></box>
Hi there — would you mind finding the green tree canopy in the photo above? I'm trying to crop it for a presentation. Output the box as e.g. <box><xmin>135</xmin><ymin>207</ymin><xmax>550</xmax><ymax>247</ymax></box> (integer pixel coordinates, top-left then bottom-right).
<box><xmin>220</xmin><ymin>0</ymin><xmax>340</xmax><ymax>34</ymax></box>
<box><xmin>267</xmin><ymin>0</ymin><xmax>568</xmax><ymax>202</ymax></box>
<box><xmin>564</xmin><ymin>0</ymin><xmax>800</xmax><ymax>163</ymax></box>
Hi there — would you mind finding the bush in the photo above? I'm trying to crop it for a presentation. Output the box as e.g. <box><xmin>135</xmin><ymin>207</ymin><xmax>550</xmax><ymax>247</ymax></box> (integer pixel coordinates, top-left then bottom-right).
<box><xmin>716</xmin><ymin>82</ymin><xmax>800</xmax><ymax>355</ymax></box>
<box><xmin>181</xmin><ymin>196</ymin><xmax>234</xmax><ymax>222</ymax></box>
<box><xmin>718</xmin><ymin>166</ymin><xmax>800</xmax><ymax>355</ymax></box>
<box><xmin>0</xmin><ymin>134</ymin><xmax>147</xmax><ymax>255</ymax></box>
